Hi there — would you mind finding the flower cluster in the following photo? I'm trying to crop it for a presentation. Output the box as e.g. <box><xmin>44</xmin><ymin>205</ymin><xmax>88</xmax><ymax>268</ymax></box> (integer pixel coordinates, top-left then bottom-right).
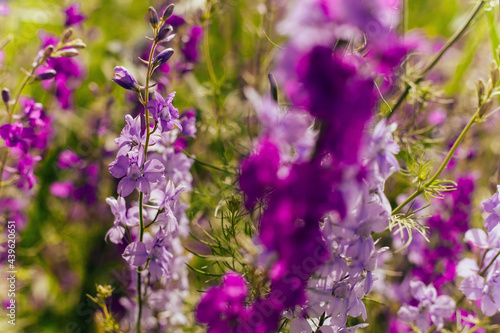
<box><xmin>457</xmin><ymin>187</ymin><xmax>500</xmax><ymax>316</ymax></box>
<box><xmin>105</xmin><ymin>4</ymin><xmax>196</xmax><ymax>330</ymax></box>
<box><xmin>197</xmin><ymin>0</ymin><xmax>407</xmax><ymax>331</ymax></box>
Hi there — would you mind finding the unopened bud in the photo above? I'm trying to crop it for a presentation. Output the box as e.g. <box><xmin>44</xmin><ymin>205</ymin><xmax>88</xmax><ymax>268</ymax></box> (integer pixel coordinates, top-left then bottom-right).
<box><xmin>479</xmin><ymin>99</ymin><xmax>492</xmax><ymax>117</ymax></box>
<box><xmin>1</xmin><ymin>88</ymin><xmax>10</xmax><ymax>104</ymax></box>
<box><xmin>162</xmin><ymin>4</ymin><xmax>175</xmax><ymax>21</ymax></box>
<box><xmin>490</xmin><ymin>60</ymin><xmax>499</xmax><ymax>85</ymax></box>
<box><xmin>149</xmin><ymin>7</ymin><xmax>159</xmax><ymax>29</ymax></box>
<box><xmin>43</xmin><ymin>45</ymin><xmax>54</xmax><ymax>58</ymax></box>
<box><xmin>156</xmin><ymin>24</ymin><xmax>173</xmax><ymax>42</ymax></box>
<box><xmin>477</xmin><ymin>79</ymin><xmax>485</xmax><ymax>106</ymax></box>
<box><xmin>61</xmin><ymin>28</ymin><xmax>73</xmax><ymax>43</ymax></box>
<box><xmin>64</xmin><ymin>38</ymin><xmax>86</xmax><ymax>49</ymax></box>
<box><xmin>152</xmin><ymin>48</ymin><xmax>174</xmax><ymax>69</ymax></box>
<box><xmin>54</xmin><ymin>48</ymin><xmax>79</xmax><ymax>57</ymax></box>
<box><xmin>268</xmin><ymin>73</ymin><xmax>278</xmax><ymax>103</ymax></box>
<box><xmin>34</xmin><ymin>69</ymin><xmax>57</xmax><ymax>81</ymax></box>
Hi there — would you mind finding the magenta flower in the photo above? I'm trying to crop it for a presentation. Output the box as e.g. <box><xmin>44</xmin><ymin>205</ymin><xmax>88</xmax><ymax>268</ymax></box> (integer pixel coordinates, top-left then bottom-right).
<box><xmin>64</xmin><ymin>3</ymin><xmax>85</xmax><ymax>27</ymax></box>
<box><xmin>181</xmin><ymin>26</ymin><xmax>203</xmax><ymax>63</ymax></box>
<box><xmin>196</xmin><ymin>273</ymin><xmax>249</xmax><ymax>332</ymax></box>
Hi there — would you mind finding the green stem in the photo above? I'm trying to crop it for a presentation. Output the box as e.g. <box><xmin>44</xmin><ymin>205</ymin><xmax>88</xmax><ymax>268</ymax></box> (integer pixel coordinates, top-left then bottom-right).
<box><xmin>392</xmin><ymin>110</ymin><xmax>479</xmax><ymax>215</ymax></box>
<box><xmin>136</xmin><ymin>32</ymin><xmax>159</xmax><ymax>333</ymax></box>
<box><xmin>387</xmin><ymin>0</ymin><xmax>486</xmax><ymax>119</ymax></box>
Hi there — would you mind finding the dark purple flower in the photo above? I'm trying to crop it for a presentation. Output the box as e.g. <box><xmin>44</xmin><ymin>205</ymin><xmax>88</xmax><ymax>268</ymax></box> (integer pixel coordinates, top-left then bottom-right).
<box><xmin>239</xmin><ymin>139</ymin><xmax>280</xmax><ymax>210</ymax></box>
<box><xmin>181</xmin><ymin>26</ymin><xmax>203</xmax><ymax>63</ymax></box>
<box><xmin>16</xmin><ymin>151</ymin><xmax>41</xmax><ymax>190</ymax></box>
<box><xmin>112</xmin><ymin>66</ymin><xmax>140</xmax><ymax>92</ymax></box>
<box><xmin>0</xmin><ymin>122</ymin><xmax>36</xmax><ymax>153</ymax></box>
<box><xmin>153</xmin><ymin>48</ymin><xmax>174</xmax><ymax>69</ymax></box>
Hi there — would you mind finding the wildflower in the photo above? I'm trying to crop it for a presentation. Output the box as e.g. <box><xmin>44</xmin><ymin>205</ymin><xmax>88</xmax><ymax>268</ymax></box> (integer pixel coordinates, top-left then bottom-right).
<box><xmin>112</xmin><ymin>66</ymin><xmax>140</xmax><ymax>92</ymax></box>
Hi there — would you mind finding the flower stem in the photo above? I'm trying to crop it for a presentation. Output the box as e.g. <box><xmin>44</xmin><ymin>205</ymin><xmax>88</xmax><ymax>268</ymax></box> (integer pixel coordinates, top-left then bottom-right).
<box><xmin>136</xmin><ymin>34</ymin><xmax>159</xmax><ymax>333</ymax></box>
<box><xmin>392</xmin><ymin>109</ymin><xmax>480</xmax><ymax>215</ymax></box>
<box><xmin>387</xmin><ymin>0</ymin><xmax>486</xmax><ymax>119</ymax></box>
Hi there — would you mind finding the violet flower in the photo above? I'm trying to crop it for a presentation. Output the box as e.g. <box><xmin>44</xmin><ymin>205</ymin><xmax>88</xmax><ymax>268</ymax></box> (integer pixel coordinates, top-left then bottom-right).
<box><xmin>146</xmin><ymin>91</ymin><xmax>180</xmax><ymax>132</ymax></box>
<box><xmin>64</xmin><ymin>3</ymin><xmax>85</xmax><ymax>27</ymax></box>
<box><xmin>481</xmin><ymin>186</ymin><xmax>500</xmax><ymax>232</ymax></box>
<box><xmin>112</xmin><ymin>66</ymin><xmax>141</xmax><ymax>92</ymax></box>
<box><xmin>398</xmin><ymin>281</ymin><xmax>455</xmax><ymax>331</ymax></box>
<box><xmin>109</xmin><ymin>154</ymin><xmax>165</xmax><ymax>197</ymax></box>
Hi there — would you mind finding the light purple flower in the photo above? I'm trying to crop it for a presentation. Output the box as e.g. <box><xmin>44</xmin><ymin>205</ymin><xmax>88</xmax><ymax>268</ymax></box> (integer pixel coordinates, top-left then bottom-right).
<box><xmin>398</xmin><ymin>281</ymin><xmax>455</xmax><ymax>331</ymax></box>
<box><xmin>105</xmin><ymin>197</ymin><xmax>140</xmax><ymax>244</ymax></box>
<box><xmin>146</xmin><ymin>91</ymin><xmax>180</xmax><ymax>132</ymax></box>
<box><xmin>109</xmin><ymin>154</ymin><xmax>165</xmax><ymax>197</ymax></box>
<box><xmin>482</xmin><ymin>186</ymin><xmax>500</xmax><ymax>232</ymax></box>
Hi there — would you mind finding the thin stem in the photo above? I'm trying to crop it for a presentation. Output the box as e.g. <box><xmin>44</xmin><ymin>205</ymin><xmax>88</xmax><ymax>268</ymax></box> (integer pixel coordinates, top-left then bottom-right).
<box><xmin>136</xmin><ymin>32</ymin><xmax>159</xmax><ymax>333</ymax></box>
<box><xmin>479</xmin><ymin>249</ymin><xmax>500</xmax><ymax>275</ymax></box>
<box><xmin>392</xmin><ymin>110</ymin><xmax>480</xmax><ymax>215</ymax></box>
<box><xmin>387</xmin><ymin>0</ymin><xmax>486</xmax><ymax>119</ymax></box>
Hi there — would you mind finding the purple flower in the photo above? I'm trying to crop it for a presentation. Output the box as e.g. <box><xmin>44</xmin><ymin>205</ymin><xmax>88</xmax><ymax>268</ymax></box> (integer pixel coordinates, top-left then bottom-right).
<box><xmin>196</xmin><ymin>273</ymin><xmax>250</xmax><ymax>332</ymax></box>
<box><xmin>39</xmin><ymin>33</ymin><xmax>84</xmax><ymax>110</ymax></box>
<box><xmin>152</xmin><ymin>48</ymin><xmax>174</xmax><ymax>70</ymax></box>
<box><xmin>239</xmin><ymin>139</ymin><xmax>280</xmax><ymax>210</ymax></box>
<box><xmin>64</xmin><ymin>3</ymin><xmax>85</xmax><ymax>27</ymax></box>
<box><xmin>109</xmin><ymin>154</ymin><xmax>165</xmax><ymax>197</ymax></box>
<box><xmin>105</xmin><ymin>197</ymin><xmax>140</xmax><ymax>244</ymax></box>
<box><xmin>181</xmin><ymin>26</ymin><xmax>203</xmax><ymax>63</ymax></box>
<box><xmin>482</xmin><ymin>186</ymin><xmax>500</xmax><ymax>232</ymax></box>
<box><xmin>0</xmin><ymin>122</ymin><xmax>36</xmax><ymax>153</ymax></box>
<box><xmin>146</xmin><ymin>91</ymin><xmax>180</xmax><ymax>132</ymax></box>
<box><xmin>57</xmin><ymin>150</ymin><xmax>81</xmax><ymax>169</ymax></box>
<box><xmin>398</xmin><ymin>281</ymin><xmax>455</xmax><ymax>331</ymax></box>
<box><xmin>50</xmin><ymin>182</ymin><xmax>74</xmax><ymax>198</ymax></box>
<box><xmin>112</xmin><ymin>66</ymin><xmax>140</xmax><ymax>92</ymax></box>
<box><xmin>122</xmin><ymin>228</ymin><xmax>173</xmax><ymax>280</ymax></box>
<box><xmin>16</xmin><ymin>151</ymin><xmax>41</xmax><ymax>190</ymax></box>
<box><xmin>179</xmin><ymin>109</ymin><xmax>197</xmax><ymax>138</ymax></box>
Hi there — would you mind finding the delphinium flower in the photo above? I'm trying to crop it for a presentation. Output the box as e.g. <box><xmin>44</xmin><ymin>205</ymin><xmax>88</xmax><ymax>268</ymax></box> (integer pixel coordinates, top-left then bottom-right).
<box><xmin>195</xmin><ymin>0</ymin><xmax>408</xmax><ymax>331</ymax></box>
<box><xmin>398</xmin><ymin>281</ymin><xmax>456</xmax><ymax>332</ymax></box>
<box><xmin>106</xmin><ymin>5</ymin><xmax>197</xmax><ymax>331</ymax></box>
<box><xmin>64</xmin><ymin>3</ymin><xmax>85</xmax><ymax>27</ymax></box>
<box><xmin>36</xmin><ymin>31</ymin><xmax>85</xmax><ymax>110</ymax></box>
<box><xmin>0</xmin><ymin>98</ymin><xmax>52</xmax><ymax>189</ymax></box>
<box><xmin>456</xmin><ymin>189</ymin><xmax>500</xmax><ymax>316</ymax></box>
<box><xmin>50</xmin><ymin>149</ymin><xmax>100</xmax><ymax>206</ymax></box>
<box><xmin>395</xmin><ymin>176</ymin><xmax>476</xmax><ymax>291</ymax></box>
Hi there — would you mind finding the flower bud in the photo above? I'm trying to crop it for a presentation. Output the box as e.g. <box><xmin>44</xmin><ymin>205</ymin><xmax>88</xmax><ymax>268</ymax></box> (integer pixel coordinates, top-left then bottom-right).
<box><xmin>34</xmin><ymin>69</ymin><xmax>57</xmax><ymax>81</ymax></box>
<box><xmin>477</xmin><ymin>79</ymin><xmax>485</xmax><ymax>106</ymax></box>
<box><xmin>156</xmin><ymin>24</ymin><xmax>173</xmax><ymax>42</ymax></box>
<box><xmin>162</xmin><ymin>4</ymin><xmax>175</xmax><ymax>21</ymax></box>
<box><xmin>149</xmin><ymin>7</ymin><xmax>159</xmax><ymax>29</ymax></box>
<box><xmin>64</xmin><ymin>38</ymin><xmax>86</xmax><ymax>49</ymax></box>
<box><xmin>479</xmin><ymin>99</ymin><xmax>492</xmax><ymax>117</ymax></box>
<box><xmin>112</xmin><ymin>66</ymin><xmax>140</xmax><ymax>92</ymax></box>
<box><xmin>61</xmin><ymin>27</ymin><xmax>73</xmax><ymax>43</ymax></box>
<box><xmin>490</xmin><ymin>60</ymin><xmax>499</xmax><ymax>85</ymax></box>
<box><xmin>54</xmin><ymin>48</ymin><xmax>80</xmax><ymax>57</ymax></box>
<box><xmin>1</xmin><ymin>88</ymin><xmax>10</xmax><ymax>104</ymax></box>
<box><xmin>268</xmin><ymin>73</ymin><xmax>278</xmax><ymax>103</ymax></box>
<box><xmin>152</xmin><ymin>48</ymin><xmax>174</xmax><ymax>69</ymax></box>
<box><xmin>43</xmin><ymin>45</ymin><xmax>54</xmax><ymax>58</ymax></box>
